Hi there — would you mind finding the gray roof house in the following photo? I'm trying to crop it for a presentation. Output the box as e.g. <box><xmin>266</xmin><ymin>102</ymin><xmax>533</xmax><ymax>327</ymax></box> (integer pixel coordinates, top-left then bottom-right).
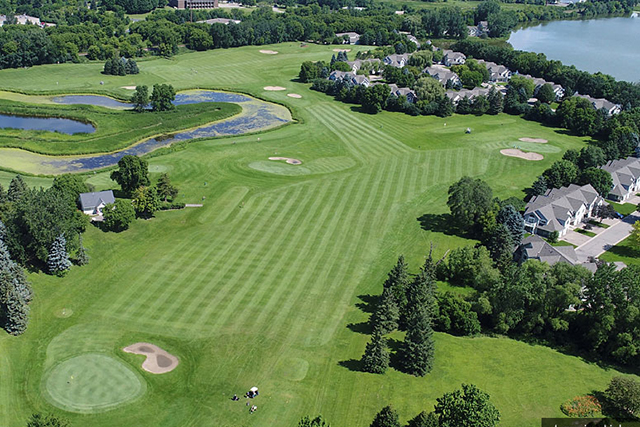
<box><xmin>346</xmin><ymin>59</ymin><xmax>381</xmax><ymax>74</ymax></box>
<box><xmin>576</xmin><ymin>94</ymin><xmax>622</xmax><ymax>116</ymax></box>
<box><xmin>423</xmin><ymin>66</ymin><xmax>461</xmax><ymax>87</ymax></box>
<box><xmin>478</xmin><ymin>60</ymin><xmax>511</xmax><ymax>82</ymax></box>
<box><xmin>383</xmin><ymin>54</ymin><xmax>409</xmax><ymax>68</ymax></box>
<box><xmin>515</xmin><ymin>235</ymin><xmax>579</xmax><ymax>266</ymax></box>
<box><xmin>328</xmin><ymin>71</ymin><xmax>369</xmax><ymax>87</ymax></box>
<box><xmin>79</xmin><ymin>190</ymin><xmax>115</xmax><ymax>216</ymax></box>
<box><xmin>445</xmin><ymin>87</ymin><xmax>489</xmax><ymax>105</ymax></box>
<box><xmin>600</xmin><ymin>156</ymin><xmax>640</xmax><ymax>202</ymax></box>
<box><xmin>523</xmin><ymin>184</ymin><xmax>602</xmax><ymax>237</ymax></box>
<box><xmin>198</xmin><ymin>18</ymin><xmax>241</xmax><ymax>25</ymax></box>
<box><xmin>442</xmin><ymin>50</ymin><xmax>466</xmax><ymax>67</ymax></box>
<box><xmin>517</xmin><ymin>74</ymin><xmax>565</xmax><ymax>100</ymax></box>
<box><xmin>335</xmin><ymin>32</ymin><xmax>360</xmax><ymax>45</ymax></box>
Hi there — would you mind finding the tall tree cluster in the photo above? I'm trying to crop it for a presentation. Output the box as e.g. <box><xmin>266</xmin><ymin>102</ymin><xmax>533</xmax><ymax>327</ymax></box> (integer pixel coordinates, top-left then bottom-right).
<box><xmin>0</xmin><ymin>221</ymin><xmax>31</xmax><ymax>336</ymax></box>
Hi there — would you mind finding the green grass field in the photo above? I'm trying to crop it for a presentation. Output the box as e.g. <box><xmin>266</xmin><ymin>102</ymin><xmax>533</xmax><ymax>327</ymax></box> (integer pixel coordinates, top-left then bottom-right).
<box><xmin>0</xmin><ymin>44</ymin><xmax>632</xmax><ymax>427</ymax></box>
<box><xmin>600</xmin><ymin>236</ymin><xmax>640</xmax><ymax>266</ymax></box>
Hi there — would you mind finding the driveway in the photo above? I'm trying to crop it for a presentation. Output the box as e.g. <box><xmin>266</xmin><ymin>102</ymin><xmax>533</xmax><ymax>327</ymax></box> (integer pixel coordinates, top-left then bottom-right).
<box><xmin>562</xmin><ymin>229</ymin><xmax>591</xmax><ymax>247</ymax></box>
<box><xmin>575</xmin><ymin>212</ymin><xmax>640</xmax><ymax>262</ymax></box>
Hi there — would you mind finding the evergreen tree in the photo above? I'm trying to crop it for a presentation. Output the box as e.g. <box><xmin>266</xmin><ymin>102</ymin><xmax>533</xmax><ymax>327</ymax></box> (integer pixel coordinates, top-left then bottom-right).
<box><xmin>125</xmin><ymin>59</ymin><xmax>139</xmax><ymax>74</ymax></box>
<box><xmin>455</xmin><ymin>96</ymin><xmax>473</xmax><ymax>114</ymax></box>
<box><xmin>0</xmin><ymin>220</ymin><xmax>5</xmax><ymax>241</ymax></box>
<box><xmin>0</xmin><ymin>239</ymin><xmax>31</xmax><ymax>303</ymax></box>
<box><xmin>75</xmin><ymin>235</ymin><xmax>89</xmax><ymax>266</ymax></box>
<box><xmin>487</xmin><ymin>87</ymin><xmax>503</xmax><ymax>115</ymax></box>
<box><xmin>156</xmin><ymin>173</ymin><xmax>178</xmax><ymax>201</ymax></box>
<box><xmin>370</xmin><ymin>286</ymin><xmax>399</xmax><ymax>334</ymax></box>
<box><xmin>8</xmin><ymin>175</ymin><xmax>28</xmax><ymax>202</ymax></box>
<box><xmin>436</xmin><ymin>96</ymin><xmax>454</xmax><ymax>117</ymax></box>
<box><xmin>26</xmin><ymin>413</ymin><xmax>70</xmax><ymax>427</ymax></box>
<box><xmin>383</xmin><ymin>255</ymin><xmax>409</xmax><ymax>315</ymax></box>
<box><xmin>370</xmin><ymin>405</ymin><xmax>401</xmax><ymax>427</ymax></box>
<box><xmin>496</xmin><ymin>204</ymin><xmax>524</xmax><ymax>245</ymax></box>
<box><xmin>47</xmin><ymin>234</ymin><xmax>71</xmax><ymax>276</ymax></box>
<box><xmin>401</xmin><ymin>260</ymin><xmax>437</xmax><ymax>376</ymax></box>
<box><xmin>486</xmin><ymin>223</ymin><xmax>514</xmax><ymax>267</ymax></box>
<box><xmin>0</xmin><ymin>277</ymin><xmax>29</xmax><ymax>335</ymax></box>
<box><xmin>361</xmin><ymin>327</ymin><xmax>390</xmax><ymax>374</ymax></box>
<box><xmin>0</xmin><ymin>182</ymin><xmax>6</xmax><ymax>204</ymax></box>
<box><xmin>531</xmin><ymin>175</ymin><xmax>548</xmax><ymax>196</ymax></box>
<box><xmin>407</xmin><ymin>411</ymin><xmax>439</xmax><ymax>427</ymax></box>
<box><xmin>298</xmin><ymin>415</ymin><xmax>330</xmax><ymax>427</ymax></box>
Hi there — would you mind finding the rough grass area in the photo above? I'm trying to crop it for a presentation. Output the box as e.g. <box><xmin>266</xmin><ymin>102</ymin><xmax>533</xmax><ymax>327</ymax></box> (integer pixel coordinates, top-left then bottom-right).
<box><xmin>0</xmin><ymin>99</ymin><xmax>241</xmax><ymax>155</ymax></box>
<box><xmin>0</xmin><ymin>43</ymin><xmax>635</xmax><ymax>427</ymax></box>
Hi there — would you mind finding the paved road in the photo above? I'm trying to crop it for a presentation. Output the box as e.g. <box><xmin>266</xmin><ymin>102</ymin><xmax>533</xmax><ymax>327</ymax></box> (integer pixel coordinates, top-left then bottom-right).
<box><xmin>575</xmin><ymin>213</ymin><xmax>640</xmax><ymax>262</ymax></box>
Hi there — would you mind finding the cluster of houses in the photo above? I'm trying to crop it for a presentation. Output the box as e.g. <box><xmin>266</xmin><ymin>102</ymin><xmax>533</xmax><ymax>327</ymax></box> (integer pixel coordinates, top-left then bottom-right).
<box><xmin>196</xmin><ymin>17</ymin><xmax>241</xmax><ymax>25</ymax></box>
<box><xmin>0</xmin><ymin>14</ymin><xmax>55</xmax><ymax>28</ymax></box>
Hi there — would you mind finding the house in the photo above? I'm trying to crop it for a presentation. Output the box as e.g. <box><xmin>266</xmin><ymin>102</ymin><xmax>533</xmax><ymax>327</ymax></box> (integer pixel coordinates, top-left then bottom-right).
<box><xmin>516</xmin><ymin>73</ymin><xmax>565</xmax><ymax>100</ymax></box>
<box><xmin>335</xmin><ymin>32</ymin><xmax>361</xmax><ymax>45</ymax></box>
<box><xmin>78</xmin><ymin>191</ymin><xmax>115</xmax><ymax>216</ymax></box>
<box><xmin>346</xmin><ymin>59</ymin><xmax>381</xmax><ymax>74</ymax></box>
<box><xmin>394</xmin><ymin>87</ymin><xmax>417</xmax><ymax>103</ymax></box>
<box><xmin>523</xmin><ymin>184</ymin><xmax>603</xmax><ymax>237</ymax></box>
<box><xmin>0</xmin><ymin>14</ymin><xmax>51</xmax><ymax>27</ymax></box>
<box><xmin>445</xmin><ymin>87</ymin><xmax>489</xmax><ymax>105</ymax></box>
<box><xmin>467</xmin><ymin>21</ymin><xmax>488</xmax><ymax>37</ymax></box>
<box><xmin>576</xmin><ymin>94</ymin><xmax>622</xmax><ymax>115</ymax></box>
<box><xmin>170</xmin><ymin>0</ymin><xmax>218</xmax><ymax>8</ymax></box>
<box><xmin>423</xmin><ymin>66</ymin><xmax>461</xmax><ymax>88</ymax></box>
<box><xmin>479</xmin><ymin>60</ymin><xmax>511</xmax><ymax>82</ymax></box>
<box><xmin>515</xmin><ymin>235</ymin><xmax>578</xmax><ymax>266</ymax></box>
<box><xmin>442</xmin><ymin>50</ymin><xmax>466</xmax><ymax>66</ymax></box>
<box><xmin>197</xmin><ymin>18</ymin><xmax>241</xmax><ymax>25</ymax></box>
<box><xmin>399</xmin><ymin>32</ymin><xmax>421</xmax><ymax>48</ymax></box>
<box><xmin>383</xmin><ymin>54</ymin><xmax>409</xmax><ymax>68</ymax></box>
<box><xmin>600</xmin><ymin>157</ymin><xmax>640</xmax><ymax>202</ymax></box>
<box><xmin>328</xmin><ymin>71</ymin><xmax>369</xmax><ymax>87</ymax></box>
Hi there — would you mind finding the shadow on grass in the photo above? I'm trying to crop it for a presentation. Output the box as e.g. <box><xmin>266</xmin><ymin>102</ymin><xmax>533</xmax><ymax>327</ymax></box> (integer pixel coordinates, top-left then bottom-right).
<box><xmin>417</xmin><ymin>213</ymin><xmax>464</xmax><ymax>237</ymax></box>
<box><xmin>338</xmin><ymin>359</ymin><xmax>363</xmax><ymax>372</ymax></box>
<box><xmin>347</xmin><ymin>321</ymin><xmax>371</xmax><ymax>335</ymax></box>
<box><xmin>590</xmin><ymin>390</ymin><xmax>637</xmax><ymax>421</ymax></box>
<box><xmin>355</xmin><ymin>294</ymin><xmax>379</xmax><ymax>314</ymax></box>
<box><xmin>605</xmin><ymin>243</ymin><xmax>640</xmax><ymax>260</ymax></box>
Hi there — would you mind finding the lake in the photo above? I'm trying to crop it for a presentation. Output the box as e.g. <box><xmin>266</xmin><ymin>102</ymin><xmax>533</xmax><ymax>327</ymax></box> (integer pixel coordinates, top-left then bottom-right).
<box><xmin>0</xmin><ymin>113</ymin><xmax>95</xmax><ymax>134</ymax></box>
<box><xmin>508</xmin><ymin>14</ymin><xmax>640</xmax><ymax>83</ymax></box>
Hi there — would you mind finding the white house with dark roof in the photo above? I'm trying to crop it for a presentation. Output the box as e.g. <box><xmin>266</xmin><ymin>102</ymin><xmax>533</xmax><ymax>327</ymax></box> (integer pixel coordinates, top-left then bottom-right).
<box><xmin>346</xmin><ymin>59</ymin><xmax>381</xmax><ymax>74</ymax></box>
<box><xmin>335</xmin><ymin>32</ymin><xmax>360</xmax><ymax>45</ymax></box>
<box><xmin>523</xmin><ymin>184</ymin><xmax>603</xmax><ymax>237</ymax></box>
<box><xmin>423</xmin><ymin>66</ymin><xmax>461</xmax><ymax>88</ymax></box>
<box><xmin>78</xmin><ymin>191</ymin><xmax>115</xmax><ymax>216</ymax></box>
<box><xmin>445</xmin><ymin>87</ymin><xmax>489</xmax><ymax>105</ymax></box>
<box><xmin>442</xmin><ymin>50</ymin><xmax>466</xmax><ymax>66</ymax></box>
<box><xmin>328</xmin><ymin>71</ymin><xmax>369</xmax><ymax>87</ymax></box>
<box><xmin>516</xmin><ymin>235</ymin><xmax>579</xmax><ymax>266</ymax></box>
<box><xmin>576</xmin><ymin>94</ymin><xmax>622</xmax><ymax>116</ymax></box>
<box><xmin>478</xmin><ymin>60</ymin><xmax>511</xmax><ymax>82</ymax></box>
<box><xmin>198</xmin><ymin>18</ymin><xmax>241</xmax><ymax>25</ymax></box>
<box><xmin>383</xmin><ymin>54</ymin><xmax>409</xmax><ymax>68</ymax></box>
<box><xmin>600</xmin><ymin>157</ymin><xmax>640</xmax><ymax>202</ymax></box>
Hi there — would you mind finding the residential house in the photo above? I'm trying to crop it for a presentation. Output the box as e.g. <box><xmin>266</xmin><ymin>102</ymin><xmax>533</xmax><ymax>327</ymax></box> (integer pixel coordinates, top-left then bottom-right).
<box><xmin>328</xmin><ymin>71</ymin><xmax>369</xmax><ymax>87</ymax></box>
<box><xmin>467</xmin><ymin>21</ymin><xmax>489</xmax><ymax>37</ymax></box>
<box><xmin>383</xmin><ymin>54</ymin><xmax>409</xmax><ymax>68</ymax></box>
<box><xmin>515</xmin><ymin>235</ymin><xmax>578</xmax><ymax>266</ymax></box>
<box><xmin>399</xmin><ymin>32</ymin><xmax>421</xmax><ymax>48</ymax></box>
<box><xmin>170</xmin><ymin>0</ymin><xmax>219</xmax><ymax>8</ymax></box>
<box><xmin>515</xmin><ymin>74</ymin><xmax>565</xmax><ymax>100</ymax></box>
<box><xmin>478</xmin><ymin>60</ymin><xmax>511</xmax><ymax>82</ymax></box>
<box><xmin>335</xmin><ymin>32</ymin><xmax>361</xmax><ymax>45</ymax></box>
<box><xmin>423</xmin><ymin>66</ymin><xmax>461</xmax><ymax>88</ymax></box>
<box><xmin>576</xmin><ymin>94</ymin><xmax>622</xmax><ymax>115</ymax></box>
<box><xmin>523</xmin><ymin>184</ymin><xmax>603</xmax><ymax>237</ymax></box>
<box><xmin>346</xmin><ymin>59</ymin><xmax>381</xmax><ymax>74</ymax></box>
<box><xmin>445</xmin><ymin>87</ymin><xmax>489</xmax><ymax>105</ymax></box>
<box><xmin>0</xmin><ymin>14</ymin><xmax>51</xmax><ymax>27</ymax></box>
<box><xmin>78</xmin><ymin>191</ymin><xmax>115</xmax><ymax>216</ymax></box>
<box><xmin>600</xmin><ymin>156</ymin><xmax>640</xmax><ymax>202</ymax></box>
<box><xmin>442</xmin><ymin>50</ymin><xmax>466</xmax><ymax>66</ymax></box>
<box><xmin>394</xmin><ymin>87</ymin><xmax>417</xmax><ymax>103</ymax></box>
<box><xmin>198</xmin><ymin>18</ymin><xmax>241</xmax><ymax>25</ymax></box>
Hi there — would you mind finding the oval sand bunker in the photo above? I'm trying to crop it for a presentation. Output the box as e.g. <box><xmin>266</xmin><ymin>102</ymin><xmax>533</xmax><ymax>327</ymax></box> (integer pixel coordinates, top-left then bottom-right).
<box><xmin>123</xmin><ymin>343</ymin><xmax>179</xmax><ymax>374</ymax></box>
<box><xmin>500</xmin><ymin>148</ymin><xmax>544</xmax><ymax>161</ymax></box>
<box><xmin>264</xmin><ymin>86</ymin><xmax>286</xmax><ymax>91</ymax></box>
<box><xmin>519</xmin><ymin>137</ymin><xmax>548</xmax><ymax>143</ymax></box>
<box><xmin>287</xmin><ymin>93</ymin><xmax>302</xmax><ymax>98</ymax></box>
<box><xmin>259</xmin><ymin>50</ymin><xmax>278</xmax><ymax>54</ymax></box>
<box><xmin>269</xmin><ymin>156</ymin><xmax>302</xmax><ymax>165</ymax></box>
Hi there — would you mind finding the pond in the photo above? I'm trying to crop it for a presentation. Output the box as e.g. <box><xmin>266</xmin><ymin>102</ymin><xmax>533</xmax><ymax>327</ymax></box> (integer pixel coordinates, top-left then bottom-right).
<box><xmin>0</xmin><ymin>90</ymin><xmax>292</xmax><ymax>175</ymax></box>
<box><xmin>508</xmin><ymin>14</ymin><xmax>640</xmax><ymax>83</ymax></box>
<box><xmin>0</xmin><ymin>113</ymin><xmax>95</xmax><ymax>135</ymax></box>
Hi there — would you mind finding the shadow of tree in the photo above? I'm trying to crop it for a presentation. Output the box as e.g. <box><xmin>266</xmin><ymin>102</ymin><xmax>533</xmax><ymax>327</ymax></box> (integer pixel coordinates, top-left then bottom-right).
<box><xmin>417</xmin><ymin>213</ymin><xmax>464</xmax><ymax>237</ymax></box>
<box><xmin>338</xmin><ymin>359</ymin><xmax>362</xmax><ymax>372</ymax></box>
<box><xmin>387</xmin><ymin>337</ymin><xmax>405</xmax><ymax>372</ymax></box>
<box><xmin>356</xmin><ymin>294</ymin><xmax>379</xmax><ymax>314</ymax></box>
<box><xmin>347</xmin><ymin>321</ymin><xmax>371</xmax><ymax>335</ymax></box>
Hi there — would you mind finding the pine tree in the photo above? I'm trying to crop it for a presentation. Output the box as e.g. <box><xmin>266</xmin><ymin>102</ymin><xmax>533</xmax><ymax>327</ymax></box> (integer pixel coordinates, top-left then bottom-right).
<box><xmin>496</xmin><ymin>204</ymin><xmax>524</xmax><ymax>245</ymax></box>
<box><xmin>361</xmin><ymin>327</ymin><xmax>390</xmax><ymax>374</ymax></box>
<box><xmin>75</xmin><ymin>235</ymin><xmax>89</xmax><ymax>266</ymax></box>
<box><xmin>7</xmin><ymin>175</ymin><xmax>28</xmax><ymax>202</ymax></box>
<box><xmin>370</xmin><ymin>405</ymin><xmax>401</xmax><ymax>427</ymax></box>
<box><xmin>531</xmin><ymin>175</ymin><xmax>548</xmax><ymax>196</ymax></box>
<box><xmin>0</xmin><ymin>239</ymin><xmax>31</xmax><ymax>303</ymax></box>
<box><xmin>370</xmin><ymin>287</ymin><xmax>399</xmax><ymax>334</ymax></box>
<box><xmin>383</xmin><ymin>255</ymin><xmax>409</xmax><ymax>318</ymax></box>
<box><xmin>407</xmin><ymin>411</ymin><xmax>439</xmax><ymax>427</ymax></box>
<box><xmin>48</xmin><ymin>234</ymin><xmax>71</xmax><ymax>276</ymax></box>
<box><xmin>0</xmin><ymin>220</ymin><xmax>5</xmax><ymax>241</ymax></box>
<box><xmin>400</xmin><ymin>260</ymin><xmax>437</xmax><ymax>377</ymax></box>
<box><xmin>487</xmin><ymin>87</ymin><xmax>504</xmax><ymax>115</ymax></box>
<box><xmin>156</xmin><ymin>173</ymin><xmax>179</xmax><ymax>202</ymax></box>
<box><xmin>0</xmin><ymin>183</ymin><xmax>6</xmax><ymax>203</ymax></box>
<box><xmin>0</xmin><ymin>278</ymin><xmax>29</xmax><ymax>335</ymax></box>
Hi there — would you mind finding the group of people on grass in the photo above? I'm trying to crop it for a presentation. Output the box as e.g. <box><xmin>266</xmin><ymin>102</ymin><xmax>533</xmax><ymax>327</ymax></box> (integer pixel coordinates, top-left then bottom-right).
<box><xmin>231</xmin><ymin>387</ymin><xmax>259</xmax><ymax>414</ymax></box>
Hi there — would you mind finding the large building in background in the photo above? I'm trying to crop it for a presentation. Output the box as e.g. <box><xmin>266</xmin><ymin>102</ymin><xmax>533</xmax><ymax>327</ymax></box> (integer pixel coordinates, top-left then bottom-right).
<box><xmin>169</xmin><ymin>0</ymin><xmax>218</xmax><ymax>9</ymax></box>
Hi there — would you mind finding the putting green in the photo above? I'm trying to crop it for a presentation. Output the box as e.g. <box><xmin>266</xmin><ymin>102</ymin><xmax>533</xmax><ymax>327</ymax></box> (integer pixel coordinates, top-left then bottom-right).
<box><xmin>43</xmin><ymin>354</ymin><xmax>145</xmax><ymax>413</ymax></box>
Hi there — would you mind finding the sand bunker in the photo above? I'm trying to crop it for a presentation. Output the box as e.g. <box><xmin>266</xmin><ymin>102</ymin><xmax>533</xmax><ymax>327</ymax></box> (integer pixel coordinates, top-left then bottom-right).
<box><xmin>259</xmin><ymin>50</ymin><xmax>278</xmax><ymax>54</ymax></box>
<box><xmin>519</xmin><ymin>137</ymin><xmax>548</xmax><ymax>143</ymax></box>
<box><xmin>287</xmin><ymin>93</ymin><xmax>302</xmax><ymax>98</ymax></box>
<box><xmin>333</xmin><ymin>48</ymin><xmax>351</xmax><ymax>52</ymax></box>
<box><xmin>121</xmin><ymin>86</ymin><xmax>137</xmax><ymax>90</ymax></box>
<box><xmin>500</xmin><ymin>148</ymin><xmax>544</xmax><ymax>161</ymax></box>
<box><xmin>269</xmin><ymin>156</ymin><xmax>302</xmax><ymax>165</ymax></box>
<box><xmin>123</xmin><ymin>343</ymin><xmax>179</xmax><ymax>374</ymax></box>
<box><xmin>264</xmin><ymin>86</ymin><xmax>286</xmax><ymax>91</ymax></box>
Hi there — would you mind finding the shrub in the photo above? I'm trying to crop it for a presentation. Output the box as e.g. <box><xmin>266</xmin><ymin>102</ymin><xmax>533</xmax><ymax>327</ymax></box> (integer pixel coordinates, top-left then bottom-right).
<box><xmin>560</xmin><ymin>395</ymin><xmax>602</xmax><ymax>418</ymax></box>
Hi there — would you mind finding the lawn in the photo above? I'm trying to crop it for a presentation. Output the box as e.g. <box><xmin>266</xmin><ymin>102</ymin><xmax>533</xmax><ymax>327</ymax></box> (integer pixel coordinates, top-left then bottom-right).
<box><xmin>609</xmin><ymin>201</ymin><xmax>638</xmax><ymax>216</ymax></box>
<box><xmin>0</xmin><ymin>43</ymin><xmax>632</xmax><ymax>427</ymax></box>
<box><xmin>600</xmin><ymin>236</ymin><xmax>640</xmax><ymax>266</ymax></box>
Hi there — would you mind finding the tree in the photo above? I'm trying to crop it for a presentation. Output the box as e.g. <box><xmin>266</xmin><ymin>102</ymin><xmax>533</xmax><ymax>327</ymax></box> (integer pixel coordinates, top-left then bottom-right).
<box><xmin>52</xmin><ymin>174</ymin><xmax>89</xmax><ymax>203</ymax></box>
<box><xmin>487</xmin><ymin>87</ymin><xmax>503</xmax><ymax>115</ymax></box>
<box><xmin>75</xmin><ymin>235</ymin><xmax>89</xmax><ymax>266</ymax></box>
<box><xmin>400</xmin><ymin>261</ymin><xmax>436</xmax><ymax>376</ymax></box>
<box><xmin>407</xmin><ymin>411</ymin><xmax>439</xmax><ymax>427</ymax></box>
<box><xmin>156</xmin><ymin>173</ymin><xmax>178</xmax><ymax>202</ymax></box>
<box><xmin>0</xmin><ymin>239</ymin><xmax>31</xmax><ymax>336</ymax></box>
<box><xmin>408</xmin><ymin>50</ymin><xmax>433</xmax><ymax>69</ymax></box>
<box><xmin>102</xmin><ymin>199</ymin><xmax>136</xmax><ymax>232</ymax></box>
<box><xmin>299</xmin><ymin>61</ymin><xmax>322</xmax><ymax>83</ymax></box>
<box><xmin>456</xmin><ymin>96</ymin><xmax>473</xmax><ymax>115</ymax></box>
<box><xmin>48</xmin><ymin>234</ymin><xmax>71</xmax><ymax>276</ymax></box>
<box><xmin>132</xmin><ymin>186</ymin><xmax>160</xmax><ymax>218</ymax></box>
<box><xmin>414</xmin><ymin>77</ymin><xmax>445</xmax><ymax>103</ymax></box>
<box><xmin>298</xmin><ymin>415</ymin><xmax>330</xmax><ymax>427</ymax></box>
<box><xmin>530</xmin><ymin>175</ymin><xmax>548</xmax><ymax>196</ymax></box>
<box><xmin>26</xmin><ymin>413</ymin><xmax>70</xmax><ymax>427</ymax></box>
<box><xmin>557</xmin><ymin>97</ymin><xmax>600</xmax><ymax>136</ymax></box>
<box><xmin>580</xmin><ymin>168</ymin><xmax>612</xmax><ymax>197</ymax></box>
<box><xmin>435</xmin><ymin>384</ymin><xmax>500</xmax><ymax>427</ymax></box>
<box><xmin>476</xmin><ymin>0</ymin><xmax>501</xmax><ymax>21</ymax></box>
<box><xmin>7</xmin><ymin>175</ymin><xmax>28</xmax><ymax>202</ymax></box>
<box><xmin>447</xmin><ymin>177</ymin><xmax>494</xmax><ymax>234</ymax></box>
<box><xmin>595</xmin><ymin>203</ymin><xmax>618</xmax><ymax>220</ymax></box>
<box><xmin>486</xmin><ymin>223</ymin><xmax>514</xmax><ymax>267</ymax></box>
<box><xmin>496</xmin><ymin>204</ymin><xmax>524</xmax><ymax>244</ymax></box>
<box><xmin>630</xmin><ymin>221</ymin><xmax>640</xmax><ymax>251</ymax></box>
<box><xmin>370</xmin><ymin>405</ymin><xmax>401</xmax><ymax>427</ymax></box>
<box><xmin>131</xmin><ymin>85</ymin><xmax>149</xmax><ymax>112</ymax></box>
<box><xmin>487</xmin><ymin>10</ymin><xmax>517</xmax><ymax>38</ymax></box>
<box><xmin>125</xmin><ymin>59</ymin><xmax>139</xmax><ymax>75</ymax></box>
<box><xmin>578</xmin><ymin>146</ymin><xmax>606</xmax><ymax>170</ymax></box>
<box><xmin>383</xmin><ymin>256</ymin><xmax>410</xmax><ymax>321</ymax></box>
<box><xmin>508</xmin><ymin>75</ymin><xmax>535</xmax><ymax>100</ymax></box>
<box><xmin>362</xmin><ymin>84</ymin><xmax>390</xmax><ymax>114</ymax></box>
<box><xmin>0</xmin><ymin>183</ymin><xmax>6</xmax><ymax>204</ymax></box>
<box><xmin>435</xmin><ymin>292</ymin><xmax>481</xmax><ymax>336</ymax></box>
<box><xmin>361</xmin><ymin>328</ymin><xmax>390</xmax><ymax>374</ymax></box>
<box><xmin>110</xmin><ymin>155</ymin><xmax>150</xmax><ymax>196</ymax></box>
<box><xmin>150</xmin><ymin>83</ymin><xmax>176</xmax><ymax>112</ymax></box>
<box><xmin>436</xmin><ymin>96</ymin><xmax>454</xmax><ymax>117</ymax></box>
<box><xmin>370</xmin><ymin>287</ymin><xmax>399</xmax><ymax>334</ymax></box>
<box><xmin>537</xmin><ymin>83</ymin><xmax>556</xmax><ymax>104</ymax></box>
<box><xmin>605</xmin><ymin>377</ymin><xmax>640</xmax><ymax>419</ymax></box>
<box><xmin>543</xmin><ymin>160</ymin><xmax>578</xmax><ymax>189</ymax></box>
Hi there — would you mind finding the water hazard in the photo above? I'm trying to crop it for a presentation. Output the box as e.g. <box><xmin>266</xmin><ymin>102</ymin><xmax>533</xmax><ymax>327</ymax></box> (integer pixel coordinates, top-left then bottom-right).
<box><xmin>0</xmin><ymin>113</ymin><xmax>95</xmax><ymax>135</ymax></box>
<box><xmin>0</xmin><ymin>90</ymin><xmax>292</xmax><ymax>174</ymax></box>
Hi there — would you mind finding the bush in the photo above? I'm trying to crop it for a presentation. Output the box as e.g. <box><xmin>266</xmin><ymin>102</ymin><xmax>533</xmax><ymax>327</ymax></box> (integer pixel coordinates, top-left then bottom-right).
<box><xmin>560</xmin><ymin>395</ymin><xmax>602</xmax><ymax>418</ymax></box>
